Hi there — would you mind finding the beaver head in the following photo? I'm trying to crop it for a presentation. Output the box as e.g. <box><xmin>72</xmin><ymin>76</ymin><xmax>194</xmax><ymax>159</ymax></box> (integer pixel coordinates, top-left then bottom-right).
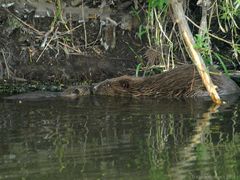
<box><xmin>93</xmin><ymin>75</ymin><xmax>144</xmax><ymax>96</ymax></box>
<box><xmin>92</xmin><ymin>65</ymin><xmax>240</xmax><ymax>98</ymax></box>
<box><xmin>61</xmin><ymin>85</ymin><xmax>92</xmax><ymax>98</ymax></box>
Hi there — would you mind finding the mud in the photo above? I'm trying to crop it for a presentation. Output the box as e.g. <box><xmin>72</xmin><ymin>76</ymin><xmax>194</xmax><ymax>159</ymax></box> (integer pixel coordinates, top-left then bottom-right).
<box><xmin>0</xmin><ymin>1</ymin><xmax>144</xmax><ymax>83</ymax></box>
<box><xmin>4</xmin><ymin>84</ymin><xmax>91</xmax><ymax>100</ymax></box>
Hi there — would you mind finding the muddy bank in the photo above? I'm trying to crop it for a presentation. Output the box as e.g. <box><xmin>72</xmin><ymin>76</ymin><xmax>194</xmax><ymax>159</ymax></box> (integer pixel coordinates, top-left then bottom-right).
<box><xmin>15</xmin><ymin>55</ymin><xmax>138</xmax><ymax>82</ymax></box>
<box><xmin>0</xmin><ymin>0</ymin><xmax>145</xmax><ymax>85</ymax></box>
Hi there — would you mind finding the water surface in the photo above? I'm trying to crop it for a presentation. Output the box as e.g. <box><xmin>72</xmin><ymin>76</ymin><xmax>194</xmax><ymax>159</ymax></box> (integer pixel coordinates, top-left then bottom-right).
<box><xmin>0</xmin><ymin>96</ymin><xmax>240</xmax><ymax>180</ymax></box>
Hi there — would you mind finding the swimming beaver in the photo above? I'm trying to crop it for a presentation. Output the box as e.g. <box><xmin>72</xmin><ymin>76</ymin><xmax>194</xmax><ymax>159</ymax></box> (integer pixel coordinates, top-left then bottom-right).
<box><xmin>4</xmin><ymin>85</ymin><xmax>91</xmax><ymax>100</ymax></box>
<box><xmin>4</xmin><ymin>65</ymin><xmax>240</xmax><ymax>100</ymax></box>
<box><xmin>60</xmin><ymin>85</ymin><xmax>91</xmax><ymax>98</ymax></box>
<box><xmin>93</xmin><ymin>65</ymin><xmax>240</xmax><ymax>98</ymax></box>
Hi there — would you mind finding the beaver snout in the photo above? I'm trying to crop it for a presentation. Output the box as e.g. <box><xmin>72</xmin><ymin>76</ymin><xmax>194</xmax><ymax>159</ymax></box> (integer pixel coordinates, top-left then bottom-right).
<box><xmin>93</xmin><ymin>80</ymin><xmax>110</xmax><ymax>95</ymax></box>
<box><xmin>61</xmin><ymin>85</ymin><xmax>92</xmax><ymax>98</ymax></box>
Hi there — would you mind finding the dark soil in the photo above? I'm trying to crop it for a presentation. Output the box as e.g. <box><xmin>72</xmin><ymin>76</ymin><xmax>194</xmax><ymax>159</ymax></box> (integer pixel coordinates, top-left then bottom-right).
<box><xmin>0</xmin><ymin>0</ymin><xmax>146</xmax><ymax>88</ymax></box>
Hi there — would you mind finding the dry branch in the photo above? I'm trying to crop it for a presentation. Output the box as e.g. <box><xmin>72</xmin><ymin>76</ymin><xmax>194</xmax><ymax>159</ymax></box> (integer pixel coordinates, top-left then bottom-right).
<box><xmin>170</xmin><ymin>0</ymin><xmax>222</xmax><ymax>104</ymax></box>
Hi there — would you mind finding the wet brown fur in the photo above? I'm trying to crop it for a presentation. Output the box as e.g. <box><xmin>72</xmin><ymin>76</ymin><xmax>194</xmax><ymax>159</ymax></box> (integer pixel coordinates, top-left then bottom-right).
<box><xmin>61</xmin><ymin>85</ymin><xmax>91</xmax><ymax>97</ymax></box>
<box><xmin>94</xmin><ymin>65</ymin><xmax>240</xmax><ymax>98</ymax></box>
<box><xmin>4</xmin><ymin>65</ymin><xmax>240</xmax><ymax>100</ymax></box>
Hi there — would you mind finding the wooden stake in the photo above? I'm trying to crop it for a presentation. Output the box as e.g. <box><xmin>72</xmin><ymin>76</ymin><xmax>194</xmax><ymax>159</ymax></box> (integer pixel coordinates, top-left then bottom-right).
<box><xmin>170</xmin><ymin>0</ymin><xmax>222</xmax><ymax>104</ymax></box>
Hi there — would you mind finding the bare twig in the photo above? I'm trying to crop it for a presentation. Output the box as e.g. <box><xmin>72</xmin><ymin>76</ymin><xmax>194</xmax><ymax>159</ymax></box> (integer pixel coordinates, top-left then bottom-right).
<box><xmin>82</xmin><ymin>0</ymin><xmax>88</xmax><ymax>48</ymax></box>
<box><xmin>153</xmin><ymin>8</ymin><xmax>172</xmax><ymax>44</ymax></box>
<box><xmin>60</xmin><ymin>23</ymin><xmax>83</xmax><ymax>35</ymax></box>
<box><xmin>4</xmin><ymin>9</ymin><xmax>43</xmax><ymax>35</ymax></box>
<box><xmin>58</xmin><ymin>41</ymin><xmax>82</xmax><ymax>54</ymax></box>
<box><xmin>198</xmin><ymin>0</ymin><xmax>213</xmax><ymax>63</ymax></box>
<box><xmin>186</xmin><ymin>16</ymin><xmax>237</xmax><ymax>46</ymax></box>
<box><xmin>36</xmin><ymin>27</ymin><xmax>59</xmax><ymax>62</ymax></box>
<box><xmin>1</xmin><ymin>49</ymin><xmax>10</xmax><ymax>79</ymax></box>
<box><xmin>41</xmin><ymin>25</ymin><xmax>55</xmax><ymax>48</ymax></box>
<box><xmin>197</xmin><ymin>0</ymin><xmax>211</xmax><ymax>35</ymax></box>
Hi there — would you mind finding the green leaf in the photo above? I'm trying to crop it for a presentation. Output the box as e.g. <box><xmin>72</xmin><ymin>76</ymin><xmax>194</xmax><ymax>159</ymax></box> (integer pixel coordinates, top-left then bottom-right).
<box><xmin>136</xmin><ymin>63</ymin><xmax>142</xmax><ymax>77</ymax></box>
<box><xmin>213</xmin><ymin>52</ymin><xmax>229</xmax><ymax>76</ymax></box>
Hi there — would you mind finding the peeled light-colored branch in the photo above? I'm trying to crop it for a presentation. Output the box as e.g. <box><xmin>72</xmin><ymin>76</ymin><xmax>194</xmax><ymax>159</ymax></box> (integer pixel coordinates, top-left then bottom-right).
<box><xmin>170</xmin><ymin>0</ymin><xmax>222</xmax><ymax>104</ymax></box>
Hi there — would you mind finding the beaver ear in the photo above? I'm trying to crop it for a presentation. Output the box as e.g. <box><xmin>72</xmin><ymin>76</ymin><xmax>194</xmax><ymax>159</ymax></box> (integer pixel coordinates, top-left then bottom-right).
<box><xmin>119</xmin><ymin>80</ymin><xmax>130</xmax><ymax>89</ymax></box>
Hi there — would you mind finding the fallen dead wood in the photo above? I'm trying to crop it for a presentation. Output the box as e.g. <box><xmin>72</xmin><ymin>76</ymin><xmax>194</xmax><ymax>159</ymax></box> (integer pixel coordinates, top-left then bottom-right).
<box><xmin>170</xmin><ymin>0</ymin><xmax>222</xmax><ymax>104</ymax></box>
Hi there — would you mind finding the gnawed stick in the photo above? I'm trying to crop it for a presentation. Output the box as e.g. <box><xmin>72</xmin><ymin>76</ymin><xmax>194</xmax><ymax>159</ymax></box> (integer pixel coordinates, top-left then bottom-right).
<box><xmin>170</xmin><ymin>0</ymin><xmax>222</xmax><ymax>104</ymax></box>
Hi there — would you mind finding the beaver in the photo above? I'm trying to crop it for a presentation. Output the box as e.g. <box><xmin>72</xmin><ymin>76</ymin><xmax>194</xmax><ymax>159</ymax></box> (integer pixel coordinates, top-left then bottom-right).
<box><xmin>60</xmin><ymin>85</ymin><xmax>92</xmax><ymax>98</ymax></box>
<box><xmin>4</xmin><ymin>85</ymin><xmax>92</xmax><ymax>100</ymax></box>
<box><xmin>4</xmin><ymin>65</ymin><xmax>240</xmax><ymax>100</ymax></box>
<box><xmin>93</xmin><ymin>64</ymin><xmax>240</xmax><ymax>98</ymax></box>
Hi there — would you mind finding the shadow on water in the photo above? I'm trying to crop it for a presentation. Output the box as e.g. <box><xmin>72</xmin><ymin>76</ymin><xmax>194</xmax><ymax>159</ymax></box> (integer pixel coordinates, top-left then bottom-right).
<box><xmin>0</xmin><ymin>96</ymin><xmax>240</xmax><ymax>179</ymax></box>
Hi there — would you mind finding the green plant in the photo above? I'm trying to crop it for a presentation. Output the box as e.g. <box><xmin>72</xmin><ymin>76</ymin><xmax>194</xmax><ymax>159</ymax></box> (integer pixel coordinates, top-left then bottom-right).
<box><xmin>52</xmin><ymin>0</ymin><xmax>69</xmax><ymax>30</ymax></box>
<box><xmin>137</xmin><ymin>25</ymin><xmax>147</xmax><ymax>41</ymax></box>
<box><xmin>142</xmin><ymin>0</ymin><xmax>174</xmax><ymax>71</ymax></box>
<box><xmin>213</xmin><ymin>53</ymin><xmax>229</xmax><ymax>76</ymax></box>
<box><xmin>127</xmin><ymin>42</ymin><xmax>144</xmax><ymax>64</ymax></box>
<box><xmin>135</xmin><ymin>63</ymin><xmax>143</xmax><ymax>77</ymax></box>
<box><xmin>215</xmin><ymin>0</ymin><xmax>240</xmax><ymax>61</ymax></box>
<box><xmin>194</xmin><ymin>34</ymin><xmax>213</xmax><ymax>66</ymax></box>
<box><xmin>143</xmin><ymin>0</ymin><xmax>240</xmax><ymax>72</ymax></box>
<box><xmin>148</xmin><ymin>0</ymin><xmax>168</xmax><ymax>11</ymax></box>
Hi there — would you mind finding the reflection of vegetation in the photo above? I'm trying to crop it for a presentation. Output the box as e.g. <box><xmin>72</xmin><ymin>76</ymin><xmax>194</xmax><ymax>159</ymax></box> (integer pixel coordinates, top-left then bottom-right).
<box><xmin>52</xmin><ymin>125</ymin><xmax>72</xmax><ymax>172</ymax></box>
<box><xmin>0</xmin><ymin>81</ymin><xmax>63</xmax><ymax>95</ymax></box>
<box><xmin>147</xmin><ymin>114</ymin><xmax>175</xmax><ymax>180</ymax></box>
<box><xmin>0</xmin><ymin>98</ymin><xmax>240</xmax><ymax>179</ymax></box>
<box><xmin>44</xmin><ymin>115</ymin><xmax>89</xmax><ymax>173</ymax></box>
<box><xmin>145</xmin><ymin>102</ymin><xmax>240</xmax><ymax>179</ymax></box>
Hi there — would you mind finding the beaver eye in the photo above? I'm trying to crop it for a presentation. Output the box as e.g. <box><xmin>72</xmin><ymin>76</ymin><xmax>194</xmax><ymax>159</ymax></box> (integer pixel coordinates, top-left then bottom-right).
<box><xmin>104</xmin><ymin>81</ymin><xmax>110</xmax><ymax>87</ymax></box>
<box><xmin>119</xmin><ymin>80</ymin><xmax>129</xmax><ymax>89</ymax></box>
<box><xmin>73</xmin><ymin>89</ymin><xmax>80</xmax><ymax>94</ymax></box>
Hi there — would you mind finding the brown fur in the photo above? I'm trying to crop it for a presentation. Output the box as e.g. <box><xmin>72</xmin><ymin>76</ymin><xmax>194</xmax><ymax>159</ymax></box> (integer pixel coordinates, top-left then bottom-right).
<box><xmin>4</xmin><ymin>85</ymin><xmax>91</xmax><ymax>100</ymax></box>
<box><xmin>4</xmin><ymin>65</ymin><xmax>240</xmax><ymax>100</ymax></box>
<box><xmin>61</xmin><ymin>85</ymin><xmax>91</xmax><ymax>97</ymax></box>
<box><xmin>93</xmin><ymin>65</ymin><xmax>240</xmax><ymax>98</ymax></box>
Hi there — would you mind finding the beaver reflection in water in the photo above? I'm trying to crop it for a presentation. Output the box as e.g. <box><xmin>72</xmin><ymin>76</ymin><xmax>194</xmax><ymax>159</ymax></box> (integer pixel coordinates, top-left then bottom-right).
<box><xmin>93</xmin><ymin>65</ymin><xmax>240</xmax><ymax>98</ymax></box>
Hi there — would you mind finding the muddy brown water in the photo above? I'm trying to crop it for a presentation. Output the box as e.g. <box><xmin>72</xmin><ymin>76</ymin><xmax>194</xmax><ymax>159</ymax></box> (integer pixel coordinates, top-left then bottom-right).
<box><xmin>0</xmin><ymin>96</ymin><xmax>240</xmax><ymax>179</ymax></box>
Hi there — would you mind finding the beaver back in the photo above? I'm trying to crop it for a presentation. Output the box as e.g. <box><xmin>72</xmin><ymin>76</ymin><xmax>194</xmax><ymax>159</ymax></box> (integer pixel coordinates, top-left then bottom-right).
<box><xmin>93</xmin><ymin>65</ymin><xmax>240</xmax><ymax>98</ymax></box>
